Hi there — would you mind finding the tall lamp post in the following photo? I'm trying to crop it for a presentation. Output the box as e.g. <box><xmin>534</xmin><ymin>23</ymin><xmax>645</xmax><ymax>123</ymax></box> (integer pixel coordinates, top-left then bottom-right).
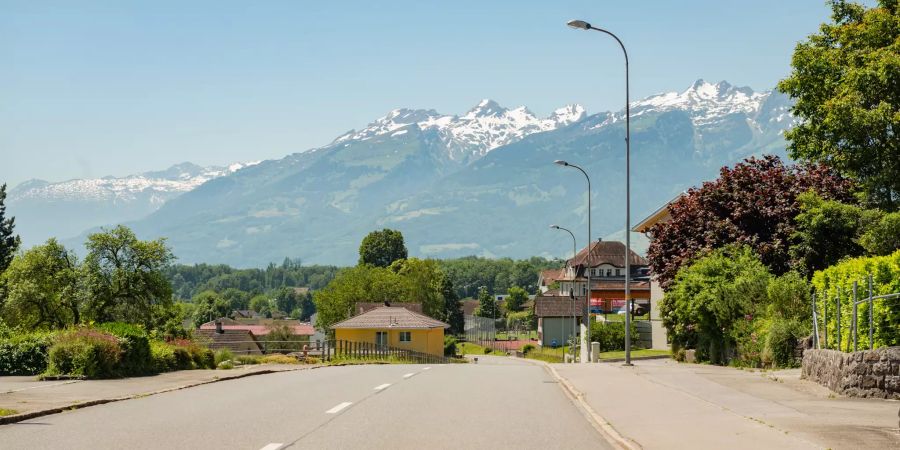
<box><xmin>554</xmin><ymin>160</ymin><xmax>591</xmax><ymax>364</ymax></box>
<box><xmin>566</xmin><ymin>19</ymin><xmax>633</xmax><ymax>366</ymax></box>
<box><xmin>550</xmin><ymin>224</ymin><xmax>578</xmax><ymax>364</ymax></box>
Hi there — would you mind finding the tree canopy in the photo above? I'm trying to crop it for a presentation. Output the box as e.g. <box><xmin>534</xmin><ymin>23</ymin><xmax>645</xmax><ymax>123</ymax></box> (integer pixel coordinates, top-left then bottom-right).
<box><xmin>778</xmin><ymin>0</ymin><xmax>900</xmax><ymax>209</ymax></box>
<box><xmin>358</xmin><ymin>229</ymin><xmax>408</xmax><ymax>268</ymax></box>
<box><xmin>647</xmin><ymin>155</ymin><xmax>854</xmax><ymax>289</ymax></box>
<box><xmin>0</xmin><ymin>239</ymin><xmax>79</xmax><ymax>329</ymax></box>
<box><xmin>0</xmin><ymin>183</ymin><xmax>20</xmax><ymax>275</ymax></box>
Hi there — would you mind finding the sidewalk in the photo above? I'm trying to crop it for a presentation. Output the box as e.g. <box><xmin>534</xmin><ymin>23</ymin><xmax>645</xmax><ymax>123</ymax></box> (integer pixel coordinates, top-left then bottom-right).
<box><xmin>553</xmin><ymin>359</ymin><xmax>899</xmax><ymax>450</ymax></box>
<box><xmin>0</xmin><ymin>364</ymin><xmax>306</xmax><ymax>424</ymax></box>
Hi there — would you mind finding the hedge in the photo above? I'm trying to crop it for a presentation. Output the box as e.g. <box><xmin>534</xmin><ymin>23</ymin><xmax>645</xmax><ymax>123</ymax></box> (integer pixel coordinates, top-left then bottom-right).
<box><xmin>46</xmin><ymin>328</ymin><xmax>123</xmax><ymax>378</ymax></box>
<box><xmin>812</xmin><ymin>249</ymin><xmax>900</xmax><ymax>350</ymax></box>
<box><xmin>98</xmin><ymin>322</ymin><xmax>151</xmax><ymax>376</ymax></box>
<box><xmin>0</xmin><ymin>331</ymin><xmax>55</xmax><ymax>375</ymax></box>
<box><xmin>589</xmin><ymin>321</ymin><xmax>639</xmax><ymax>352</ymax></box>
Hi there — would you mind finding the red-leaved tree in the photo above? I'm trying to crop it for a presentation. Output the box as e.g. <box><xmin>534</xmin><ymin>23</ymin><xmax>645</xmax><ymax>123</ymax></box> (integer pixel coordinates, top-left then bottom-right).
<box><xmin>647</xmin><ymin>155</ymin><xmax>854</xmax><ymax>290</ymax></box>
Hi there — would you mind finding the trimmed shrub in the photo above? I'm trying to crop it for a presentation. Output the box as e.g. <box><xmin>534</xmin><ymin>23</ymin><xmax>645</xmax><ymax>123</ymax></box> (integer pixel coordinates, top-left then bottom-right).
<box><xmin>98</xmin><ymin>322</ymin><xmax>151</xmax><ymax>376</ymax></box>
<box><xmin>46</xmin><ymin>328</ymin><xmax>122</xmax><ymax>378</ymax></box>
<box><xmin>214</xmin><ymin>348</ymin><xmax>234</xmax><ymax>366</ymax></box>
<box><xmin>0</xmin><ymin>331</ymin><xmax>55</xmax><ymax>375</ymax></box>
<box><xmin>235</xmin><ymin>354</ymin><xmax>261</xmax><ymax>365</ymax></box>
<box><xmin>443</xmin><ymin>336</ymin><xmax>458</xmax><ymax>357</ymax></box>
<box><xmin>521</xmin><ymin>344</ymin><xmax>535</xmax><ymax>355</ymax></box>
<box><xmin>149</xmin><ymin>341</ymin><xmax>177</xmax><ymax>373</ymax></box>
<box><xmin>169</xmin><ymin>339</ymin><xmax>215</xmax><ymax>369</ymax></box>
<box><xmin>589</xmin><ymin>321</ymin><xmax>639</xmax><ymax>352</ymax></box>
<box><xmin>260</xmin><ymin>354</ymin><xmax>298</xmax><ymax>365</ymax></box>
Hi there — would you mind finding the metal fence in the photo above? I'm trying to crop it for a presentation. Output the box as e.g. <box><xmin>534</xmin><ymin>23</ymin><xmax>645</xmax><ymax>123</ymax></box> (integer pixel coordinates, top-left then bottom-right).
<box><xmin>322</xmin><ymin>339</ymin><xmax>449</xmax><ymax>364</ymax></box>
<box><xmin>812</xmin><ymin>273</ymin><xmax>900</xmax><ymax>352</ymax></box>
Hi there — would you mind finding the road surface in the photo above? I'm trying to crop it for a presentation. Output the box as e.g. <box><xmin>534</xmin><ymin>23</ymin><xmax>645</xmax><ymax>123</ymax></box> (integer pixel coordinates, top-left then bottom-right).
<box><xmin>0</xmin><ymin>356</ymin><xmax>609</xmax><ymax>449</ymax></box>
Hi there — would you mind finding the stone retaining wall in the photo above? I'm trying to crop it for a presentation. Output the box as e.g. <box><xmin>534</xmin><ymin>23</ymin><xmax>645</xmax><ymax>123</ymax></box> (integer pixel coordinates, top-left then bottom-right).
<box><xmin>801</xmin><ymin>347</ymin><xmax>900</xmax><ymax>399</ymax></box>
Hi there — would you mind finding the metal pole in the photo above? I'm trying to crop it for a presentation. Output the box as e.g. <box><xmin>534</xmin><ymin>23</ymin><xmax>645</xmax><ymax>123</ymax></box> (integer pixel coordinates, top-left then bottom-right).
<box><xmin>835</xmin><ymin>289</ymin><xmax>841</xmax><ymax>352</ymax></box>
<box><xmin>868</xmin><ymin>274</ymin><xmax>874</xmax><ymax>350</ymax></box>
<box><xmin>853</xmin><ymin>281</ymin><xmax>858</xmax><ymax>352</ymax></box>
<box><xmin>823</xmin><ymin>291</ymin><xmax>828</xmax><ymax>350</ymax></box>
<box><xmin>811</xmin><ymin>292</ymin><xmax>819</xmax><ymax>349</ymax></box>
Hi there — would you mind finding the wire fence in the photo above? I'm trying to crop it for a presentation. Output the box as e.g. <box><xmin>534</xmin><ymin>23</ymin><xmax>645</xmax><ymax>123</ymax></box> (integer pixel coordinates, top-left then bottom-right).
<box><xmin>811</xmin><ymin>273</ymin><xmax>900</xmax><ymax>352</ymax></box>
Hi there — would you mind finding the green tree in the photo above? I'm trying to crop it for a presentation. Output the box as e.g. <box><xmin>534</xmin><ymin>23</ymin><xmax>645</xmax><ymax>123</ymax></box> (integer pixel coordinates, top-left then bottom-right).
<box><xmin>0</xmin><ymin>183</ymin><xmax>19</xmax><ymax>275</ymax></box>
<box><xmin>312</xmin><ymin>265</ymin><xmax>408</xmax><ymax>330</ymax></box>
<box><xmin>249</xmin><ymin>294</ymin><xmax>272</xmax><ymax>316</ymax></box>
<box><xmin>505</xmin><ymin>286</ymin><xmax>528</xmax><ymax>312</ymax></box>
<box><xmin>790</xmin><ymin>191</ymin><xmax>873</xmax><ymax>276</ymax></box>
<box><xmin>390</xmin><ymin>258</ymin><xmax>444</xmax><ymax>318</ymax></box>
<box><xmin>660</xmin><ymin>246</ymin><xmax>771</xmax><ymax>364</ymax></box>
<box><xmin>358</xmin><ymin>229</ymin><xmax>408</xmax><ymax>268</ymax></box>
<box><xmin>81</xmin><ymin>225</ymin><xmax>175</xmax><ymax>328</ymax></box>
<box><xmin>274</xmin><ymin>287</ymin><xmax>299</xmax><ymax>316</ymax></box>
<box><xmin>190</xmin><ymin>290</ymin><xmax>231</xmax><ymax>327</ymax></box>
<box><xmin>221</xmin><ymin>288</ymin><xmax>250</xmax><ymax>310</ymax></box>
<box><xmin>441</xmin><ymin>277</ymin><xmax>464</xmax><ymax>335</ymax></box>
<box><xmin>860</xmin><ymin>212</ymin><xmax>900</xmax><ymax>255</ymax></box>
<box><xmin>0</xmin><ymin>239</ymin><xmax>80</xmax><ymax>329</ymax></box>
<box><xmin>475</xmin><ymin>286</ymin><xmax>498</xmax><ymax>318</ymax></box>
<box><xmin>778</xmin><ymin>0</ymin><xmax>900</xmax><ymax>209</ymax></box>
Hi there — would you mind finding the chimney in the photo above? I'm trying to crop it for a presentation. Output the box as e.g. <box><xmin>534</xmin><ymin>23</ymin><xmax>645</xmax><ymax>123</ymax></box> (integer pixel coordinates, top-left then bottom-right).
<box><xmin>215</xmin><ymin>320</ymin><xmax>223</xmax><ymax>334</ymax></box>
<box><xmin>384</xmin><ymin>301</ymin><xmax>391</xmax><ymax>307</ymax></box>
<box><xmin>597</xmin><ymin>237</ymin><xmax>602</xmax><ymax>242</ymax></box>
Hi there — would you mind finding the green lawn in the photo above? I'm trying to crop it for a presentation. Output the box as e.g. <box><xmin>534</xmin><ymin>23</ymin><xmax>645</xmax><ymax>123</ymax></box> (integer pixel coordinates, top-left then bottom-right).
<box><xmin>524</xmin><ymin>346</ymin><xmax>669</xmax><ymax>363</ymax></box>
<box><xmin>599</xmin><ymin>313</ymin><xmax>651</xmax><ymax>322</ymax></box>
<box><xmin>597</xmin><ymin>349</ymin><xmax>669</xmax><ymax>360</ymax></box>
<box><xmin>457</xmin><ymin>342</ymin><xmax>506</xmax><ymax>356</ymax></box>
<box><xmin>495</xmin><ymin>330</ymin><xmax>538</xmax><ymax>340</ymax></box>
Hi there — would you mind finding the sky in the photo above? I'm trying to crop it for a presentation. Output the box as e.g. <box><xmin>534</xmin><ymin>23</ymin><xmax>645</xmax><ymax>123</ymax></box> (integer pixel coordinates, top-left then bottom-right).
<box><xmin>0</xmin><ymin>0</ymin><xmax>855</xmax><ymax>187</ymax></box>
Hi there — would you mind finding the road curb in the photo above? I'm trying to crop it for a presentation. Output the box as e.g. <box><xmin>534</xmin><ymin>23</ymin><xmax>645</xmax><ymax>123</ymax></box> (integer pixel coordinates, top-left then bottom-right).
<box><xmin>0</xmin><ymin>365</ymin><xmax>314</xmax><ymax>426</ymax></box>
<box><xmin>520</xmin><ymin>358</ymin><xmax>641</xmax><ymax>450</ymax></box>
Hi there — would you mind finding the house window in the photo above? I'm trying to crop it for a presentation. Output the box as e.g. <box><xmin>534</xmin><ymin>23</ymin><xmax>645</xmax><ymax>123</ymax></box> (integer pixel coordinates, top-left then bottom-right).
<box><xmin>616</xmin><ymin>269</ymin><xmax>621</xmax><ymax>276</ymax></box>
<box><xmin>376</xmin><ymin>331</ymin><xmax>388</xmax><ymax>347</ymax></box>
<box><xmin>399</xmin><ymin>331</ymin><xmax>412</xmax><ymax>342</ymax></box>
<box><xmin>606</xmin><ymin>269</ymin><xmax>612</xmax><ymax>277</ymax></box>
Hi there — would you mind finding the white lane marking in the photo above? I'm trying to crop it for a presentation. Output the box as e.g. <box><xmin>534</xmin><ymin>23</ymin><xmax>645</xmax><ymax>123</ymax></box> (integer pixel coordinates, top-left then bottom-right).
<box><xmin>422</xmin><ymin>367</ymin><xmax>431</xmax><ymax>371</ymax></box>
<box><xmin>326</xmin><ymin>402</ymin><xmax>353</xmax><ymax>414</ymax></box>
<box><xmin>374</xmin><ymin>383</ymin><xmax>391</xmax><ymax>391</ymax></box>
<box><xmin>259</xmin><ymin>444</ymin><xmax>283</xmax><ymax>450</ymax></box>
<box><xmin>403</xmin><ymin>372</ymin><xmax>416</xmax><ymax>379</ymax></box>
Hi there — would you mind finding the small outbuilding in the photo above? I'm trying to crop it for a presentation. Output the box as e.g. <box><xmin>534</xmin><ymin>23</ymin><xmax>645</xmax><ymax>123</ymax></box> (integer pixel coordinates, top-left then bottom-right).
<box><xmin>331</xmin><ymin>306</ymin><xmax>449</xmax><ymax>357</ymax></box>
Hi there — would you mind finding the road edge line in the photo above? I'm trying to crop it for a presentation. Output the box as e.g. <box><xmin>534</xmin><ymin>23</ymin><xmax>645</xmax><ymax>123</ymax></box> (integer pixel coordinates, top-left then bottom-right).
<box><xmin>521</xmin><ymin>358</ymin><xmax>640</xmax><ymax>450</ymax></box>
<box><xmin>0</xmin><ymin>365</ymin><xmax>317</xmax><ymax>426</ymax></box>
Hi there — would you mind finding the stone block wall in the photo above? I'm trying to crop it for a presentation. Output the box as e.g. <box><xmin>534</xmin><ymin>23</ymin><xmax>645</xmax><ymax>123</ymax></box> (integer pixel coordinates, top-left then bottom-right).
<box><xmin>802</xmin><ymin>347</ymin><xmax>900</xmax><ymax>399</ymax></box>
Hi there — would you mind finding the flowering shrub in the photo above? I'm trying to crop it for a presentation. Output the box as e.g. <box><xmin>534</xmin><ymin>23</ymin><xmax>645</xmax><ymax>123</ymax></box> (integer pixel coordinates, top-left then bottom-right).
<box><xmin>46</xmin><ymin>328</ymin><xmax>123</xmax><ymax>378</ymax></box>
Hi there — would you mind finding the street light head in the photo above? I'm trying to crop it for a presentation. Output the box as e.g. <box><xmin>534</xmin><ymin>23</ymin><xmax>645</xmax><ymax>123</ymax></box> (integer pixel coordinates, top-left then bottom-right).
<box><xmin>554</xmin><ymin>160</ymin><xmax>569</xmax><ymax>166</ymax></box>
<box><xmin>566</xmin><ymin>19</ymin><xmax>591</xmax><ymax>30</ymax></box>
<box><xmin>550</xmin><ymin>224</ymin><xmax>560</xmax><ymax>229</ymax></box>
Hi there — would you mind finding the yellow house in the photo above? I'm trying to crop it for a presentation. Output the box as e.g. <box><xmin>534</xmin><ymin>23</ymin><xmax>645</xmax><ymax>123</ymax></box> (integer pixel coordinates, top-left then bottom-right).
<box><xmin>331</xmin><ymin>306</ymin><xmax>449</xmax><ymax>357</ymax></box>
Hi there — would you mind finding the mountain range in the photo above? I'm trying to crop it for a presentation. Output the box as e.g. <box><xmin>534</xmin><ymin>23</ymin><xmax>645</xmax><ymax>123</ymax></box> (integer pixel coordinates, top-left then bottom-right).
<box><xmin>10</xmin><ymin>79</ymin><xmax>794</xmax><ymax>266</ymax></box>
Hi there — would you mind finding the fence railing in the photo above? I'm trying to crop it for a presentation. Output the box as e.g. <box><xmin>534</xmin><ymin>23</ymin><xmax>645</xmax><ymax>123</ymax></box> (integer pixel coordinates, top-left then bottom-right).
<box><xmin>323</xmin><ymin>339</ymin><xmax>449</xmax><ymax>365</ymax></box>
<box><xmin>812</xmin><ymin>273</ymin><xmax>900</xmax><ymax>352</ymax></box>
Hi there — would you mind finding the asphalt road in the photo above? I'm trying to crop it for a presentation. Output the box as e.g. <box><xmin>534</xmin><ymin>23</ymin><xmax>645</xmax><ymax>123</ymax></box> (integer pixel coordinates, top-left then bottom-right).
<box><xmin>0</xmin><ymin>357</ymin><xmax>610</xmax><ymax>450</ymax></box>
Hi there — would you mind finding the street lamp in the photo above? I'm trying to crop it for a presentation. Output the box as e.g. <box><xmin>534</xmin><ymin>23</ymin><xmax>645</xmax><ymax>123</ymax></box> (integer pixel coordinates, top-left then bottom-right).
<box><xmin>550</xmin><ymin>224</ymin><xmax>578</xmax><ymax>364</ymax></box>
<box><xmin>554</xmin><ymin>160</ymin><xmax>591</xmax><ymax>364</ymax></box>
<box><xmin>566</xmin><ymin>19</ymin><xmax>634</xmax><ymax>366</ymax></box>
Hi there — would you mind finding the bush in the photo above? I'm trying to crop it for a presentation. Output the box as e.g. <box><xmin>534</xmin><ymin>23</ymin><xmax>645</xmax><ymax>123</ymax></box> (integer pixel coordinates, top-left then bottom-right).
<box><xmin>0</xmin><ymin>331</ymin><xmax>55</xmax><ymax>375</ymax></box>
<box><xmin>521</xmin><ymin>344</ymin><xmax>535</xmax><ymax>355</ymax></box>
<box><xmin>217</xmin><ymin>360</ymin><xmax>234</xmax><ymax>370</ymax></box>
<box><xmin>169</xmin><ymin>339</ymin><xmax>215</xmax><ymax>369</ymax></box>
<box><xmin>46</xmin><ymin>328</ymin><xmax>122</xmax><ymax>378</ymax></box>
<box><xmin>589</xmin><ymin>321</ymin><xmax>638</xmax><ymax>352</ymax></box>
<box><xmin>443</xmin><ymin>336</ymin><xmax>458</xmax><ymax>357</ymax></box>
<box><xmin>304</xmin><ymin>356</ymin><xmax>321</xmax><ymax>364</ymax></box>
<box><xmin>235</xmin><ymin>354</ymin><xmax>261</xmax><ymax>365</ymax></box>
<box><xmin>98</xmin><ymin>322</ymin><xmax>151</xmax><ymax>376</ymax></box>
<box><xmin>259</xmin><ymin>354</ymin><xmax>299</xmax><ymax>365</ymax></box>
<box><xmin>483</xmin><ymin>347</ymin><xmax>492</xmax><ymax>354</ymax></box>
<box><xmin>765</xmin><ymin>317</ymin><xmax>808</xmax><ymax>368</ymax></box>
<box><xmin>214</xmin><ymin>348</ymin><xmax>234</xmax><ymax>366</ymax></box>
<box><xmin>149</xmin><ymin>341</ymin><xmax>177</xmax><ymax>373</ymax></box>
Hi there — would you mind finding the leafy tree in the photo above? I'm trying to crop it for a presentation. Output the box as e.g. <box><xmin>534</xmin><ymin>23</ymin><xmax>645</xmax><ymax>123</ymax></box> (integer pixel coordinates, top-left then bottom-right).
<box><xmin>81</xmin><ymin>225</ymin><xmax>175</xmax><ymax>328</ymax></box>
<box><xmin>221</xmin><ymin>288</ymin><xmax>250</xmax><ymax>311</ymax></box>
<box><xmin>274</xmin><ymin>287</ymin><xmax>300</xmax><ymax>316</ymax></box>
<box><xmin>505</xmin><ymin>286</ymin><xmax>528</xmax><ymax>312</ymax></box>
<box><xmin>440</xmin><ymin>277</ymin><xmax>464</xmax><ymax>335</ymax></box>
<box><xmin>0</xmin><ymin>183</ymin><xmax>19</xmax><ymax>275</ymax></box>
<box><xmin>438</xmin><ymin>256</ymin><xmax>561</xmax><ymax>298</ymax></box>
<box><xmin>660</xmin><ymin>246</ymin><xmax>771</xmax><ymax>364</ymax></box>
<box><xmin>860</xmin><ymin>212</ymin><xmax>900</xmax><ymax>255</ymax></box>
<box><xmin>790</xmin><ymin>191</ymin><xmax>873</xmax><ymax>276</ymax></box>
<box><xmin>312</xmin><ymin>265</ymin><xmax>408</xmax><ymax>330</ymax></box>
<box><xmin>297</xmin><ymin>291</ymin><xmax>315</xmax><ymax>321</ymax></box>
<box><xmin>390</xmin><ymin>258</ymin><xmax>444</xmax><ymax>318</ymax></box>
<box><xmin>190</xmin><ymin>290</ymin><xmax>231</xmax><ymax>327</ymax></box>
<box><xmin>249</xmin><ymin>294</ymin><xmax>272</xmax><ymax>316</ymax></box>
<box><xmin>778</xmin><ymin>0</ymin><xmax>900</xmax><ymax>209</ymax></box>
<box><xmin>358</xmin><ymin>229</ymin><xmax>408</xmax><ymax>268</ymax></box>
<box><xmin>475</xmin><ymin>286</ymin><xmax>498</xmax><ymax>318</ymax></box>
<box><xmin>647</xmin><ymin>156</ymin><xmax>853</xmax><ymax>289</ymax></box>
<box><xmin>0</xmin><ymin>239</ymin><xmax>80</xmax><ymax>329</ymax></box>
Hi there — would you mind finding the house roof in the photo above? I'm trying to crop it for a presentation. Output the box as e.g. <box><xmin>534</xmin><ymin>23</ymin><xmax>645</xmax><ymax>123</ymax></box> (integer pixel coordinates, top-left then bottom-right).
<box><xmin>568</xmin><ymin>240</ymin><xmax>648</xmax><ymax>269</ymax></box>
<box><xmin>632</xmin><ymin>193</ymin><xmax>683</xmax><ymax>233</ymax></box>
<box><xmin>539</xmin><ymin>268</ymin><xmax>564</xmax><ymax>286</ymax></box>
<box><xmin>461</xmin><ymin>299</ymin><xmax>479</xmax><ymax>316</ymax></box>
<box><xmin>534</xmin><ymin>296</ymin><xmax>582</xmax><ymax>317</ymax></box>
<box><xmin>331</xmin><ymin>306</ymin><xmax>449</xmax><ymax>329</ymax></box>
<box><xmin>199</xmin><ymin>319</ymin><xmax>315</xmax><ymax>336</ymax></box>
<box><xmin>194</xmin><ymin>329</ymin><xmax>263</xmax><ymax>354</ymax></box>
<box><xmin>355</xmin><ymin>302</ymin><xmax>423</xmax><ymax>316</ymax></box>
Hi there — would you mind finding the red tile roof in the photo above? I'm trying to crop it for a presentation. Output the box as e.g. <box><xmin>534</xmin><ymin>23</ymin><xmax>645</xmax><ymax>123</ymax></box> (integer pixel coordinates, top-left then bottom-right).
<box><xmin>199</xmin><ymin>321</ymin><xmax>315</xmax><ymax>336</ymax></box>
<box><xmin>568</xmin><ymin>240</ymin><xmax>648</xmax><ymax>268</ymax></box>
<box><xmin>332</xmin><ymin>307</ymin><xmax>449</xmax><ymax>329</ymax></box>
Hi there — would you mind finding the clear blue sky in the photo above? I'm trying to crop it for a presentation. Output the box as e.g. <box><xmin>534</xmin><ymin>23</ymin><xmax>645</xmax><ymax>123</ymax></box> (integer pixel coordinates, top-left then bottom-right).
<box><xmin>0</xmin><ymin>0</ymin><xmax>854</xmax><ymax>186</ymax></box>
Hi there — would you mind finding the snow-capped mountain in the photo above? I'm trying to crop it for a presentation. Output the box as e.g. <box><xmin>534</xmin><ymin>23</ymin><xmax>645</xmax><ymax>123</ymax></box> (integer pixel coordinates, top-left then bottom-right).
<box><xmin>333</xmin><ymin>100</ymin><xmax>586</xmax><ymax>163</ymax></box>
<box><xmin>10</xmin><ymin>161</ymin><xmax>257</xmax><ymax>246</ymax></box>
<box><xmin>631</xmin><ymin>79</ymin><xmax>766</xmax><ymax>123</ymax></box>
